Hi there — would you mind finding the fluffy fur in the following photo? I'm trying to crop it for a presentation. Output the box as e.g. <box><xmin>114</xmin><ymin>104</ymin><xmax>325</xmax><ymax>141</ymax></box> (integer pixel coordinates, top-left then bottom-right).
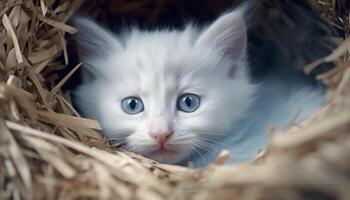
<box><xmin>73</xmin><ymin>8</ymin><xmax>324</xmax><ymax>167</ymax></box>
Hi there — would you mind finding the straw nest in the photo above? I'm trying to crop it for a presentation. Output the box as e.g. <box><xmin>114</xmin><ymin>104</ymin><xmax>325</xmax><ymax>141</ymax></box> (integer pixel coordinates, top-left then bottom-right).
<box><xmin>1</xmin><ymin>0</ymin><xmax>349</xmax><ymax>199</ymax></box>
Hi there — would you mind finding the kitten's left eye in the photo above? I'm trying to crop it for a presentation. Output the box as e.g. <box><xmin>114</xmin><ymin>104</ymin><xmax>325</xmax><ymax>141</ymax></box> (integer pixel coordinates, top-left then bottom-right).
<box><xmin>121</xmin><ymin>97</ymin><xmax>144</xmax><ymax>114</ymax></box>
<box><xmin>177</xmin><ymin>93</ymin><xmax>200</xmax><ymax>113</ymax></box>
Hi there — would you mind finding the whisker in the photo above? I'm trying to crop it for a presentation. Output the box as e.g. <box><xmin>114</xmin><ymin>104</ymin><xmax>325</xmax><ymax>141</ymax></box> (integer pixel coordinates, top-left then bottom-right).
<box><xmin>195</xmin><ymin>142</ymin><xmax>218</xmax><ymax>152</ymax></box>
<box><xmin>105</xmin><ymin>136</ymin><xmax>128</xmax><ymax>140</ymax></box>
<box><xmin>190</xmin><ymin>146</ymin><xmax>207</xmax><ymax>164</ymax></box>
<box><xmin>197</xmin><ymin>138</ymin><xmax>255</xmax><ymax>157</ymax></box>
<box><xmin>171</xmin><ymin>137</ymin><xmax>197</xmax><ymax>144</ymax></box>
<box><xmin>105</xmin><ymin>132</ymin><xmax>133</xmax><ymax>141</ymax></box>
<box><xmin>197</xmin><ymin>140</ymin><xmax>224</xmax><ymax>155</ymax></box>
<box><xmin>193</xmin><ymin>131</ymin><xmax>228</xmax><ymax>137</ymax></box>
<box><xmin>192</xmin><ymin>142</ymin><xmax>218</xmax><ymax>156</ymax></box>
<box><xmin>198</xmin><ymin>137</ymin><xmax>227</xmax><ymax>146</ymax></box>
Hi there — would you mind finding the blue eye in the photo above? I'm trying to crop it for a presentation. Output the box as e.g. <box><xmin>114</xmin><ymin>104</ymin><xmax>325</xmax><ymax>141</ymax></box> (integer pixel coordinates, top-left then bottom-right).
<box><xmin>177</xmin><ymin>93</ymin><xmax>200</xmax><ymax>113</ymax></box>
<box><xmin>121</xmin><ymin>97</ymin><xmax>144</xmax><ymax>114</ymax></box>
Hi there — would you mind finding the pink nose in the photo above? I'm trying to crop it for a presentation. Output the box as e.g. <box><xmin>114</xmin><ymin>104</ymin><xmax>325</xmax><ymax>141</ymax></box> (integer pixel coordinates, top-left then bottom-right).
<box><xmin>149</xmin><ymin>131</ymin><xmax>172</xmax><ymax>145</ymax></box>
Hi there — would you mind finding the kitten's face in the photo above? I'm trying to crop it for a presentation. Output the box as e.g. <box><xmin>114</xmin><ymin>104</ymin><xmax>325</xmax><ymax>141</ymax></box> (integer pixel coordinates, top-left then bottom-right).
<box><xmin>74</xmin><ymin>9</ymin><xmax>255</xmax><ymax>164</ymax></box>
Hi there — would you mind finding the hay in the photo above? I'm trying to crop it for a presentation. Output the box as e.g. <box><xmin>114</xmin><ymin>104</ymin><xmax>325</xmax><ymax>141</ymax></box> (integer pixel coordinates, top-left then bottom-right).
<box><xmin>0</xmin><ymin>0</ymin><xmax>349</xmax><ymax>199</ymax></box>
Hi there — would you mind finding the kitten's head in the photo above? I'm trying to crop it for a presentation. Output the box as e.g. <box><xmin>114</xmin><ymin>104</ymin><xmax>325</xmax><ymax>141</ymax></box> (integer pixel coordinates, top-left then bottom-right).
<box><xmin>73</xmin><ymin>8</ymin><xmax>255</xmax><ymax>164</ymax></box>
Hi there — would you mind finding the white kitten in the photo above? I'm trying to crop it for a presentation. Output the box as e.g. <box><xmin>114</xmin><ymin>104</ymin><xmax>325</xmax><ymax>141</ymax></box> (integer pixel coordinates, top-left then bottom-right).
<box><xmin>73</xmin><ymin>7</ymin><xmax>324</xmax><ymax>167</ymax></box>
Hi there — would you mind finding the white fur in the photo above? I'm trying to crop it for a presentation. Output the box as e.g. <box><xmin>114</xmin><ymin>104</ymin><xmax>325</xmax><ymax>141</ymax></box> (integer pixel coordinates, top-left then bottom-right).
<box><xmin>73</xmin><ymin>8</ymin><xmax>324</xmax><ymax>166</ymax></box>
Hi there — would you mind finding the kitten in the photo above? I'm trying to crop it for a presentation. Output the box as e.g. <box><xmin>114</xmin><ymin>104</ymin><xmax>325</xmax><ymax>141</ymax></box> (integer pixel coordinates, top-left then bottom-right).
<box><xmin>72</xmin><ymin>7</ymin><xmax>325</xmax><ymax>167</ymax></box>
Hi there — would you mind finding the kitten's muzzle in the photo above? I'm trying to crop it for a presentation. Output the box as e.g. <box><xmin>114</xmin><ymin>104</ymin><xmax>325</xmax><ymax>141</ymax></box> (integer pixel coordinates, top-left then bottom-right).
<box><xmin>149</xmin><ymin>116</ymin><xmax>173</xmax><ymax>145</ymax></box>
<box><xmin>149</xmin><ymin>131</ymin><xmax>173</xmax><ymax>145</ymax></box>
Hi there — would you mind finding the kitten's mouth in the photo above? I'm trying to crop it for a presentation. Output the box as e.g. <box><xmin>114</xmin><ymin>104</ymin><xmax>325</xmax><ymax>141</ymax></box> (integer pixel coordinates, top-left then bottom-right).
<box><xmin>142</xmin><ymin>144</ymin><xmax>189</xmax><ymax>164</ymax></box>
<box><xmin>149</xmin><ymin>145</ymin><xmax>178</xmax><ymax>155</ymax></box>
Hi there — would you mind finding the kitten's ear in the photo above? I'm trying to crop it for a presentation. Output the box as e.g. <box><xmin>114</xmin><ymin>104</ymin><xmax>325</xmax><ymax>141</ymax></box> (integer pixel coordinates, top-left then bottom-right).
<box><xmin>195</xmin><ymin>8</ymin><xmax>247</xmax><ymax>61</ymax></box>
<box><xmin>72</xmin><ymin>16</ymin><xmax>123</xmax><ymax>76</ymax></box>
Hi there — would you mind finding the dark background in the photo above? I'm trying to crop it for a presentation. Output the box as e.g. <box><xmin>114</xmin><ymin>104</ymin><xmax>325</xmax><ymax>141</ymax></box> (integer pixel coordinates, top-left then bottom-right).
<box><xmin>56</xmin><ymin>0</ymin><xmax>347</xmax><ymax>91</ymax></box>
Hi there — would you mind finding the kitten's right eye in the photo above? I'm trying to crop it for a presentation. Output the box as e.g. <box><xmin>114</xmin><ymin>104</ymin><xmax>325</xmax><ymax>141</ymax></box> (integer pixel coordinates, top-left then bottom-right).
<box><xmin>121</xmin><ymin>97</ymin><xmax>144</xmax><ymax>114</ymax></box>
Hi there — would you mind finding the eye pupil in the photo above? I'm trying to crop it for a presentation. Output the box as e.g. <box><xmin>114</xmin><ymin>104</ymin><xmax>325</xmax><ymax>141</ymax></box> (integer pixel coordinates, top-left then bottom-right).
<box><xmin>185</xmin><ymin>97</ymin><xmax>192</xmax><ymax>107</ymax></box>
<box><xmin>129</xmin><ymin>99</ymin><xmax>136</xmax><ymax>110</ymax></box>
